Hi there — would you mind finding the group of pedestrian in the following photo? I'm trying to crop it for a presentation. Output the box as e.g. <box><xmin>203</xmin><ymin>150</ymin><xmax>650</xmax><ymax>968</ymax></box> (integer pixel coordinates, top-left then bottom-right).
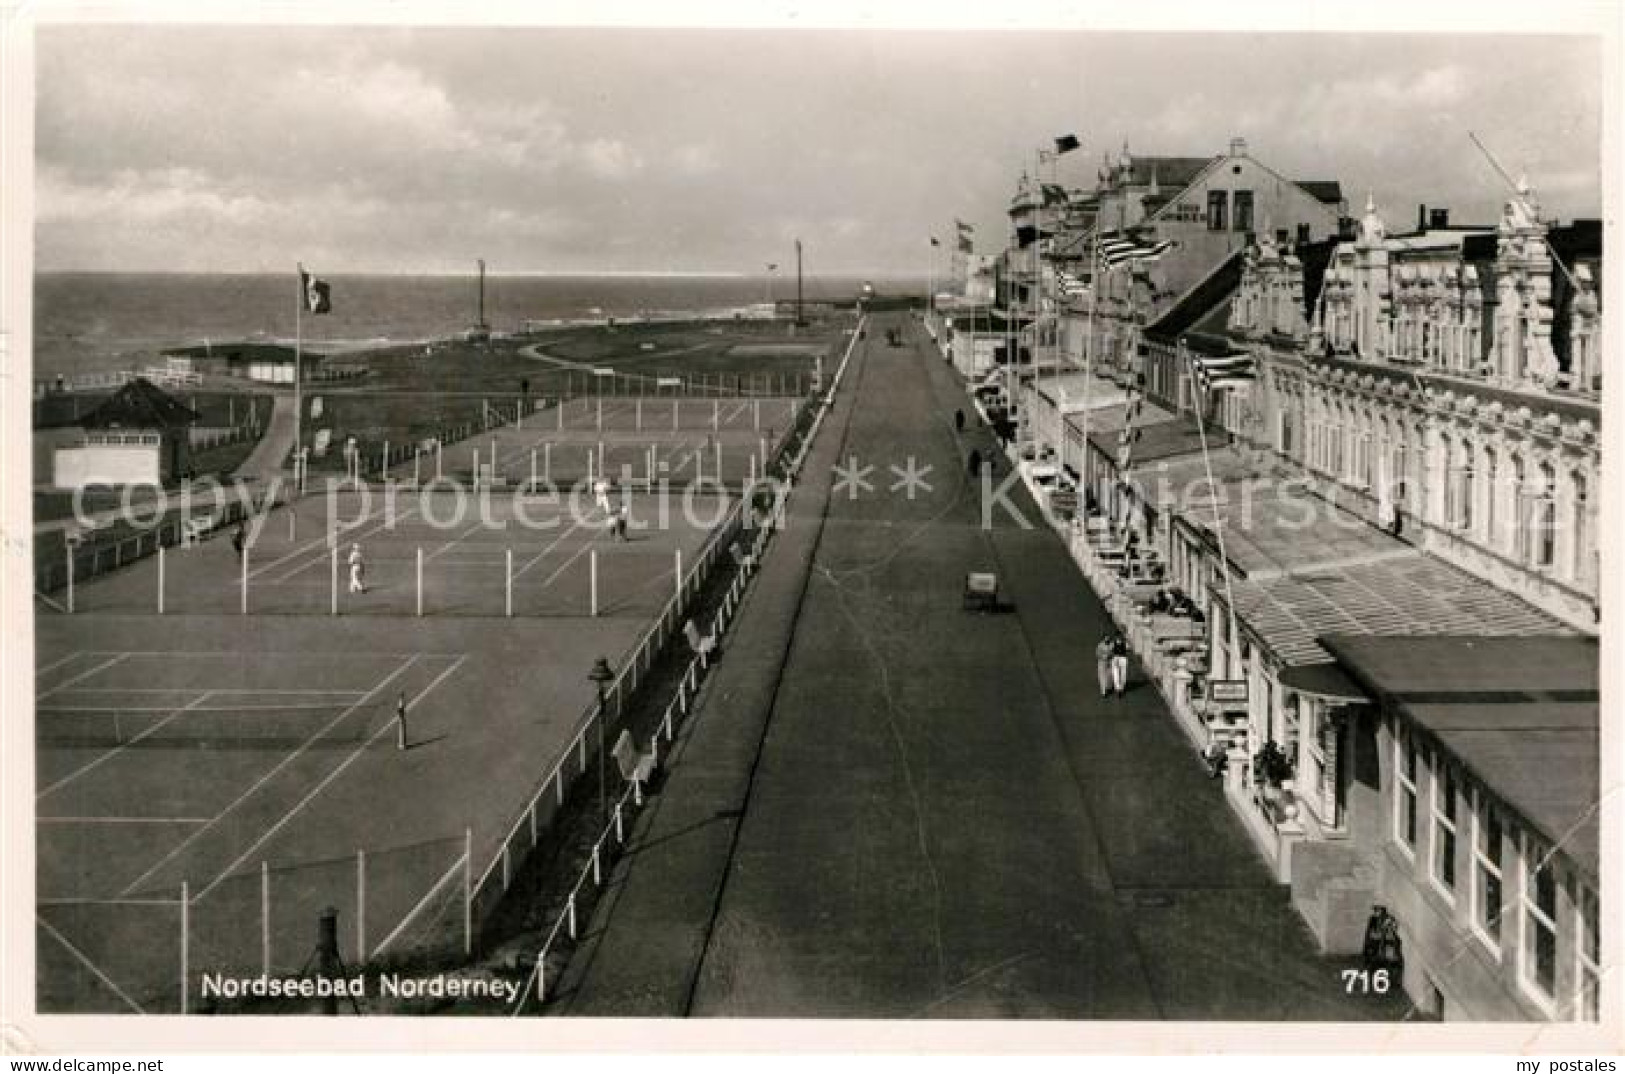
<box><xmin>1094</xmin><ymin>633</ymin><xmax>1130</xmax><ymax>698</ymax></box>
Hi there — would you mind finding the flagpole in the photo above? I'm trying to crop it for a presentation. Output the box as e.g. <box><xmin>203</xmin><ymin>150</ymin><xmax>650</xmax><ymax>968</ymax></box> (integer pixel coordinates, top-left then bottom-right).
<box><xmin>294</xmin><ymin>263</ymin><xmax>303</xmax><ymax>492</ymax></box>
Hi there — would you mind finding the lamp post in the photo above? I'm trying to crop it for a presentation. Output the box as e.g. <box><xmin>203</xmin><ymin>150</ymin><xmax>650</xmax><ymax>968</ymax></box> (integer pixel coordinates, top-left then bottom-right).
<box><xmin>588</xmin><ymin>657</ymin><xmax>616</xmax><ymax>819</ymax></box>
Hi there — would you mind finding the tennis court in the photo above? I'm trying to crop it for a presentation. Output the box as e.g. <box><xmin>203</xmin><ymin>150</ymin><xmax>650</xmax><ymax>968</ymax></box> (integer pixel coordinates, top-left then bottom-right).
<box><xmin>60</xmin><ymin>485</ymin><xmax>738</xmax><ymax>619</ymax></box>
<box><xmin>34</xmin><ymin>392</ymin><xmax>779</xmax><ymax>1012</ymax></box>
<box><xmin>35</xmin><ymin>611</ymin><xmax>649</xmax><ymax>1013</ymax></box>
<box><xmin>384</xmin><ymin>394</ymin><xmax>802</xmax><ymax>489</ymax></box>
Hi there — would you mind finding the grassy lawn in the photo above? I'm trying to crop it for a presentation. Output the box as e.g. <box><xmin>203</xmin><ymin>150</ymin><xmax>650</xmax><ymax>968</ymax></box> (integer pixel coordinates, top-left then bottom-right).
<box><xmin>298</xmin><ymin>318</ymin><xmax>848</xmax><ymax>474</ymax></box>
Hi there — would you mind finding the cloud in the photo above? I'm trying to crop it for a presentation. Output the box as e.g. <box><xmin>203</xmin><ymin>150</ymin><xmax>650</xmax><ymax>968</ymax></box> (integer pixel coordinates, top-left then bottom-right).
<box><xmin>31</xmin><ymin>28</ymin><xmax>1602</xmax><ymax>275</ymax></box>
<box><xmin>580</xmin><ymin>138</ymin><xmax>645</xmax><ymax>179</ymax></box>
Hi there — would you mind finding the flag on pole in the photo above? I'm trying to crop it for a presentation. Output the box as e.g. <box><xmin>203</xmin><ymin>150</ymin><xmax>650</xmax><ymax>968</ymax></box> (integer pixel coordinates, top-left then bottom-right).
<box><xmin>1053</xmin><ymin>133</ymin><xmax>1081</xmax><ymax>155</ymax></box>
<box><xmin>1098</xmin><ymin>233</ymin><xmax>1177</xmax><ymax>268</ymax></box>
<box><xmin>929</xmin><ymin>236</ymin><xmax>941</xmax><ymax>247</ymax></box>
<box><xmin>300</xmin><ymin>267</ymin><xmax>332</xmax><ymax>314</ymax></box>
<box><xmin>955</xmin><ymin>219</ymin><xmax>974</xmax><ymax>234</ymax></box>
<box><xmin>767</xmin><ymin>262</ymin><xmax>778</xmax><ymax>271</ymax></box>
<box><xmin>1189</xmin><ymin>352</ymin><xmax>1257</xmax><ymax>393</ymax></box>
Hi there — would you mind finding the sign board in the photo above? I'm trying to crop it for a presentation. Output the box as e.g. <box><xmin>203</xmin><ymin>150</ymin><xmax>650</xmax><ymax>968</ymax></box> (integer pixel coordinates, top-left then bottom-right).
<box><xmin>312</xmin><ymin>429</ymin><xmax>332</xmax><ymax>458</ymax></box>
<box><xmin>656</xmin><ymin>377</ymin><xmax>683</xmax><ymax>388</ymax></box>
<box><xmin>593</xmin><ymin>367</ymin><xmax>615</xmax><ymax>377</ymax></box>
<box><xmin>1207</xmin><ymin>679</ymin><xmax>1249</xmax><ymax>707</ymax></box>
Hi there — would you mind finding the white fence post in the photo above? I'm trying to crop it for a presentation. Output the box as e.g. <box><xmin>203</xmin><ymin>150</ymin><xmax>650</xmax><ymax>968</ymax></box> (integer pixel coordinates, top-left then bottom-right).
<box><xmin>463</xmin><ymin>827</ymin><xmax>473</xmax><ymax>957</ymax></box>
<box><xmin>179</xmin><ymin>881</ymin><xmax>189</xmax><ymax>1014</ymax></box>
<box><xmin>261</xmin><ymin>861</ymin><xmax>271</xmax><ymax>975</ymax></box>
<box><xmin>356</xmin><ymin>849</ymin><xmax>366</xmax><ymax>962</ymax></box>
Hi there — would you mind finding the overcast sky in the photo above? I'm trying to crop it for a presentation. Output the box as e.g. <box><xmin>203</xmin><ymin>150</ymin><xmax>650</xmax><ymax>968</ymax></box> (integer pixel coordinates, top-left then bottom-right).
<box><xmin>33</xmin><ymin>24</ymin><xmax>1603</xmax><ymax>276</ymax></box>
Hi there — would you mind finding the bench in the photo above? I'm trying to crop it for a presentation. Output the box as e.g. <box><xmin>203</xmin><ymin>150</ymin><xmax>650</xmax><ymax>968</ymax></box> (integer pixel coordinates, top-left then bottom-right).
<box><xmin>181</xmin><ymin>513</ymin><xmax>222</xmax><ymax>547</ymax></box>
<box><xmin>611</xmin><ymin>730</ymin><xmax>657</xmax><ymax>803</ymax></box>
<box><xmin>962</xmin><ymin>571</ymin><xmax>999</xmax><ymax>612</ymax></box>
<box><xmin>684</xmin><ymin>617</ymin><xmax>717</xmax><ymax>666</ymax></box>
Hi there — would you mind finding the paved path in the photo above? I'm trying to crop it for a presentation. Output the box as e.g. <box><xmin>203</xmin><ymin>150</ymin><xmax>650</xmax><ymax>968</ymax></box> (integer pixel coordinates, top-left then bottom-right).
<box><xmin>557</xmin><ymin>312</ymin><xmax>1405</xmax><ymax>1020</ymax></box>
<box><xmin>231</xmin><ymin>392</ymin><xmax>297</xmax><ymax>481</ymax></box>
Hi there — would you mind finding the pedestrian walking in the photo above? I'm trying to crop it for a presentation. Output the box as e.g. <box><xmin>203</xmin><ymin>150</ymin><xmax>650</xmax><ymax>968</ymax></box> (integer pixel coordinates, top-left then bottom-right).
<box><xmin>1094</xmin><ymin>635</ymin><xmax>1114</xmax><ymax>699</ymax></box>
<box><xmin>231</xmin><ymin>523</ymin><xmax>246</xmax><ymax>561</ymax></box>
<box><xmin>954</xmin><ymin>408</ymin><xmax>965</xmax><ymax>434</ymax></box>
<box><xmin>614</xmin><ymin>504</ymin><xmax>630</xmax><ymax>541</ymax></box>
<box><xmin>395</xmin><ymin>691</ymin><xmax>408</xmax><ymax>750</ymax></box>
<box><xmin>594</xmin><ymin>477</ymin><xmax>612</xmax><ymax>515</ymax></box>
<box><xmin>347</xmin><ymin>542</ymin><xmax>366</xmax><ymax>594</ymax></box>
<box><xmin>967</xmin><ymin>447</ymin><xmax>982</xmax><ymax>478</ymax></box>
<box><xmin>1109</xmin><ymin>634</ymin><xmax>1130</xmax><ymax>696</ymax></box>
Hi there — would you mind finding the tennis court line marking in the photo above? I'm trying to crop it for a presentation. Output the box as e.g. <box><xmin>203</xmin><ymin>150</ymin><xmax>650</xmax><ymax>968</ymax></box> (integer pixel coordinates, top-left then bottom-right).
<box><xmin>257</xmin><ymin>503</ymin><xmax>424</xmax><ymax>584</ymax></box>
<box><xmin>40</xmin><ymin>702</ymin><xmax>366</xmax><ymax>714</ymax></box>
<box><xmin>53</xmin><ymin>688</ymin><xmax>371</xmax><ymax>696</ymax></box>
<box><xmin>196</xmin><ymin>654</ymin><xmax>468</xmax><ymax>900</ymax></box>
<box><xmin>36</xmin><ymin>654</ymin><xmax>130</xmax><ymax>703</ymax></box>
<box><xmin>422</xmin><ymin>519</ymin><xmax>495</xmax><ymax>563</ymax></box>
<box><xmin>36</xmin><ymin>916</ymin><xmax>146</xmax><ymax>1014</ymax></box>
<box><xmin>511</xmin><ymin>516</ymin><xmax>594</xmax><ymax>582</ymax></box>
<box><xmin>37</xmin><ymin>693</ymin><xmax>216</xmax><ymax>800</ymax></box>
<box><xmin>38</xmin><ymin>816</ymin><xmax>211</xmax><ymax>824</ymax></box>
<box><xmin>118</xmin><ymin>656</ymin><xmax>420</xmax><ymax>898</ymax></box>
<box><xmin>36</xmin><ymin>652</ymin><xmax>85</xmax><ymax>678</ymax></box>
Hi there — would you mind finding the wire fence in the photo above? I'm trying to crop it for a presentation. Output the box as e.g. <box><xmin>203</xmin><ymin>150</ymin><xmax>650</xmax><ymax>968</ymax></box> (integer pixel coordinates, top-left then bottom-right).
<box><xmin>36</xmin><ymin>834</ymin><xmax>469</xmax><ymax>1015</ymax></box>
<box><xmin>34</xmin><ymin>480</ymin><xmax>297</xmax><ymax>603</ymax></box>
<box><xmin>507</xmin><ymin>315</ymin><xmax>863</xmax><ymax>1013</ymax></box>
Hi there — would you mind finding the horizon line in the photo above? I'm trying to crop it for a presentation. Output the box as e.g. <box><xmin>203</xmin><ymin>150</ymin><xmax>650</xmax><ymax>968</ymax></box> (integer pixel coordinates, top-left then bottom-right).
<box><xmin>34</xmin><ymin>268</ymin><xmax>929</xmax><ymax>279</ymax></box>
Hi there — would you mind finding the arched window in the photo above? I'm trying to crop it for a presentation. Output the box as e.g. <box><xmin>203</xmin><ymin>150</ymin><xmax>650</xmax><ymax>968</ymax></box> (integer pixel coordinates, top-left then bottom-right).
<box><xmin>1451</xmin><ymin>437</ymin><xmax>1474</xmax><ymax>532</ymax></box>
<box><xmin>1535</xmin><ymin>462</ymin><xmax>1556</xmax><ymax>567</ymax></box>
<box><xmin>1512</xmin><ymin>455</ymin><xmax>1529</xmax><ymax>560</ymax></box>
<box><xmin>1571</xmin><ymin>471</ymin><xmax>1589</xmax><ymax>584</ymax></box>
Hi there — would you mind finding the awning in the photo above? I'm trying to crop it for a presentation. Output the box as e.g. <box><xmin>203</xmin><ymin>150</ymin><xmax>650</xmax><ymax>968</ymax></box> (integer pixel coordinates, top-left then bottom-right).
<box><xmin>1278</xmin><ymin>662</ymin><xmax>1369</xmax><ymax>704</ymax></box>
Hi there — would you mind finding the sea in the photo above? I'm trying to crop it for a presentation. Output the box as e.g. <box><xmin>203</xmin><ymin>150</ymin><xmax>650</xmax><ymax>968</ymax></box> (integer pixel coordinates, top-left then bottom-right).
<box><xmin>31</xmin><ymin>272</ymin><xmax>927</xmax><ymax>380</ymax></box>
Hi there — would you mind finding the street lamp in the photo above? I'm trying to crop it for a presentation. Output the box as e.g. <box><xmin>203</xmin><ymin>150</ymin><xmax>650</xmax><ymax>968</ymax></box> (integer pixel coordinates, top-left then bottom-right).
<box><xmin>588</xmin><ymin>657</ymin><xmax>616</xmax><ymax>818</ymax></box>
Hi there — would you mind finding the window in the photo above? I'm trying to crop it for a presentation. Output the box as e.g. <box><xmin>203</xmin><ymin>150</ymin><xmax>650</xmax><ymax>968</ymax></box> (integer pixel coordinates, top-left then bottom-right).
<box><xmin>1207</xmin><ymin>190</ymin><xmax>1228</xmax><ymax>232</ymax></box>
<box><xmin>1572</xmin><ymin>474</ymin><xmax>1589</xmax><ymax>584</ymax></box>
<box><xmin>1394</xmin><ymin>732</ymin><xmax>1419</xmax><ymax>854</ymax></box>
<box><xmin>1520</xmin><ymin>842</ymin><xmax>1559</xmax><ymax>1002</ymax></box>
<box><xmin>1535</xmin><ymin>464</ymin><xmax>1557</xmax><ymax>568</ymax></box>
<box><xmin>1472</xmin><ymin>800</ymin><xmax>1505</xmax><ymax>951</ymax></box>
<box><xmin>1278</xmin><ymin>410</ymin><xmax>1295</xmax><ymax>457</ymax></box>
<box><xmin>1576</xmin><ymin>884</ymin><xmax>1600</xmax><ymax>1020</ymax></box>
<box><xmin>1431</xmin><ymin>766</ymin><xmax>1459</xmax><ymax>896</ymax></box>
<box><xmin>1234</xmin><ymin>190</ymin><xmax>1255</xmax><ymax>234</ymax></box>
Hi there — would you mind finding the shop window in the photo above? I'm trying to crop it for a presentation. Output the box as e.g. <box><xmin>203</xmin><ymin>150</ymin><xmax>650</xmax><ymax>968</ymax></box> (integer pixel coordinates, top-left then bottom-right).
<box><xmin>1520</xmin><ymin>842</ymin><xmax>1559</xmax><ymax>1003</ymax></box>
<box><xmin>1430</xmin><ymin>766</ymin><xmax>1459</xmax><ymax>897</ymax></box>
<box><xmin>1472</xmin><ymin>801</ymin><xmax>1504</xmax><ymax>951</ymax></box>
<box><xmin>1394</xmin><ymin>732</ymin><xmax>1419</xmax><ymax>855</ymax></box>
<box><xmin>1207</xmin><ymin>190</ymin><xmax>1228</xmax><ymax>232</ymax></box>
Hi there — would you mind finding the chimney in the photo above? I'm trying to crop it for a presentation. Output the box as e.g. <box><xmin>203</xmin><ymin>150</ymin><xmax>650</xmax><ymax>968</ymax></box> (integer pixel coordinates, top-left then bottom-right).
<box><xmin>1229</xmin><ymin>137</ymin><xmax>1248</xmax><ymax>157</ymax></box>
<box><xmin>1430</xmin><ymin>207</ymin><xmax>1450</xmax><ymax>229</ymax></box>
<box><xmin>1418</xmin><ymin>203</ymin><xmax>1428</xmax><ymax>231</ymax></box>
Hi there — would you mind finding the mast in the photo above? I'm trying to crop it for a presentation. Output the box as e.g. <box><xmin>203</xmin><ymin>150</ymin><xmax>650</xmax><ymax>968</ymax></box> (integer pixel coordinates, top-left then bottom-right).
<box><xmin>477</xmin><ymin>258</ymin><xmax>487</xmax><ymax>329</ymax></box>
<box><xmin>795</xmin><ymin>239</ymin><xmax>805</xmax><ymax>327</ymax></box>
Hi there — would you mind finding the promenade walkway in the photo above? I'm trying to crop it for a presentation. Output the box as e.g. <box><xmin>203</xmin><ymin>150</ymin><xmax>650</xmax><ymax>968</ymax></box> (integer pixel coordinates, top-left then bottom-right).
<box><xmin>231</xmin><ymin>392</ymin><xmax>297</xmax><ymax>481</ymax></box>
<box><xmin>555</xmin><ymin>312</ymin><xmax>1407</xmax><ymax>1020</ymax></box>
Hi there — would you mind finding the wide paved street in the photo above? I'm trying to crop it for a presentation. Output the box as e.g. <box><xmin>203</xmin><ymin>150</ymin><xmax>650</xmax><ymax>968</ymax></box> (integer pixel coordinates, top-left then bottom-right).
<box><xmin>559</xmin><ymin>311</ymin><xmax>1406</xmax><ymax>1020</ymax></box>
